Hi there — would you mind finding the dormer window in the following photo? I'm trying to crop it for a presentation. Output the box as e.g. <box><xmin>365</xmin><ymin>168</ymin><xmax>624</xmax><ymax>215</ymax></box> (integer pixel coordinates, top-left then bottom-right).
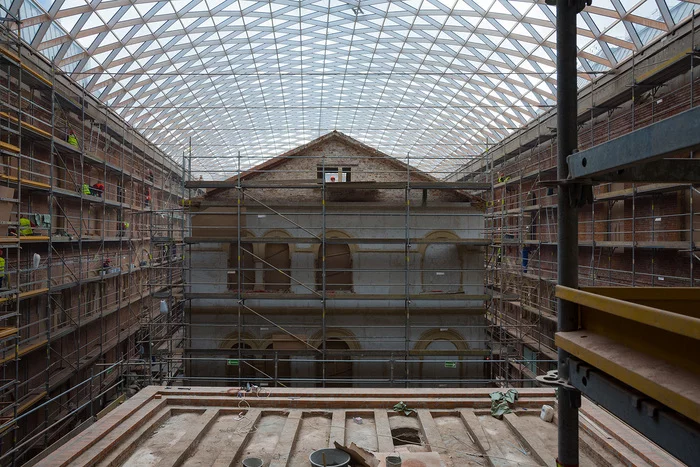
<box><xmin>318</xmin><ymin>166</ymin><xmax>351</xmax><ymax>183</ymax></box>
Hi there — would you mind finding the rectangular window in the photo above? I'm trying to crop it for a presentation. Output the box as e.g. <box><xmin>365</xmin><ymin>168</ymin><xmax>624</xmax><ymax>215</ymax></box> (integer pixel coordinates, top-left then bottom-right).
<box><xmin>317</xmin><ymin>166</ymin><xmax>351</xmax><ymax>183</ymax></box>
<box><xmin>523</xmin><ymin>346</ymin><xmax>538</xmax><ymax>375</ymax></box>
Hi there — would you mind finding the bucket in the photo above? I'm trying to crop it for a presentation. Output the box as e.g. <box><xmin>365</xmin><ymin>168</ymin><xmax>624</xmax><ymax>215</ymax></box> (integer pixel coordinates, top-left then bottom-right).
<box><xmin>242</xmin><ymin>458</ymin><xmax>263</xmax><ymax>467</ymax></box>
<box><xmin>386</xmin><ymin>455</ymin><xmax>402</xmax><ymax>466</ymax></box>
<box><xmin>540</xmin><ymin>404</ymin><xmax>555</xmax><ymax>422</ymax></box>
<box><xmin>308</xmin><ymin>448</ymin><xmax>351</xmax><ymax>467</ymax></box>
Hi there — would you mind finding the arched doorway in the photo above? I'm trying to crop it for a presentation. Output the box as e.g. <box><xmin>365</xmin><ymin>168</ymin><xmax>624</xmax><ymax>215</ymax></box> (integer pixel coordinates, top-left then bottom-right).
<box><xmin>262</xmin><ymin>343</ymin><xmax>291</xmax><ymax>387</ymax></box>
<box><xmin>264</xmin><ymin>243</ymin><xmax>291</xmax><ymax>291</ymax></box>
<box><xmin>421</xmin><ymin>339</ymin><xmax>459</xmax><ymax>385</ymax></box>
<box><xmin>423</xmin><ymin>242</ymin><xmax>461</xmax><ymax>293</ymax></box>
<box><xmin>226</xmin><ymin>342</ymin><xmax>257</xmax><ymax>384</ymax></box>
<box><xmin>414</xmin><ymin>329</ymin><xmax>468</xmax><ymax>387</ymax></box>
<box><xmin>318</xmin><ymin>243</ymin><xmax>352</xmax><ymax>291</ymax></box>
<box><xmin>228</xmin><ymin>242</ymin><xmax>255</xmax><ymax>290</ymax></box>
<box><xmin>316</xmin><ymin>338</ymin><xmax>352</xmax><ymax>387</ymax></box>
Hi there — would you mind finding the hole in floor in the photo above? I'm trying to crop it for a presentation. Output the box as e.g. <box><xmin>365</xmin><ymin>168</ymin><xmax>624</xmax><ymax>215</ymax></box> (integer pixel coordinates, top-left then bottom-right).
<box><xmin>391</xmin><ymin>427</ymin><xmax>423</xmax><ymax>446</ymax></box>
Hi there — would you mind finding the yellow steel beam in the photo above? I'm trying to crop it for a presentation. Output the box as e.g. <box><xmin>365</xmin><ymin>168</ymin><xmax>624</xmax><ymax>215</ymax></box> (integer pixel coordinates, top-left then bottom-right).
<box><xmin>556</xmin><ymin>285</ymin><xmax>700</xmax><ymax>339</ymax></box>
<box><xmin>582</xmin><ymin>287</ymin><xmax>700</xmax><ymax>302</ymax></box>
<box><xmin>557</xmin><ymin>285</ymin><xmax>700</xmax><ymax>424</ymax></box>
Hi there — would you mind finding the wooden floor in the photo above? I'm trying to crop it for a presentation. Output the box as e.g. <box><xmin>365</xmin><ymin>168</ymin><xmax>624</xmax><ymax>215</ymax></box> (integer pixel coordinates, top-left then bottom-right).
<box><xmin>33</xmin><ymin>387</ymin><xmax>682</xmax><ymax>467</ymax></box>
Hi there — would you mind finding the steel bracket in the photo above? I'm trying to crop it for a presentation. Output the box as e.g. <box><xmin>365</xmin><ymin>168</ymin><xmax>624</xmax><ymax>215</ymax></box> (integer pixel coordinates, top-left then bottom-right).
<box><xmin>536</xmin><ymin>369</ymin><xmax>575</xmax><ymax>390</ymax></box>
<box><xmin>568</xmin><ymin>358</ymin><xmax>700</xmax><ymax>466</ymax></box>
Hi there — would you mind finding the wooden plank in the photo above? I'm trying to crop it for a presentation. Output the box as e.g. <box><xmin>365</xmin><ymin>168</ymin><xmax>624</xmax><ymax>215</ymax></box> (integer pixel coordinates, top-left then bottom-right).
<box><xmin>0</xmin><ymin>327</ymin><xmax>17</xmax><ymax>339</ymax></box>
<box><xmin>374</xmin><ymin>409</ymin><xmax>395</xmax><ymax>453</ymax></box>
<box><xmin>579</xmin><ymin>399</ymin><xmax>684</xmax><ymax>467</ymax></box>
<box><xmin>0</xmin><ymin>338</ymin><xmax>48</xmax><ymax>364</ymax></box>
<box><xmin>155</xmin><ymin>408</ymin><xmax>219</xmax><ymax>467</ymax></box>
<box><xmin>502</xmin><ymin>413</ymin><xmax>549</xmax><ymax>466</ymax></box>
<box><xmin>19</xmin><ymin>288</ymin><xmax>49</xmax><ymax>300</ymax></box>
<box><xmin>0</xmin><ymin>47</ymin><xmax>20</xmax><ymax>63</ymax></box>
<box><xmin>0</xmin><ymin>111</ymin><xmax>52</xmax><ymax>139</ymax></box>
<box><xmin>18</xmin><ymin>236</ymin><xmax>51</xmax><ymax>242</ymax></box>
<box><xmin>16</xmin><ymin>391</ymin><xmax>47</xmax><ymax>416</ymax></box>
<box><xmin>556</xmin><ymin>330</ymin><xmax>700</xmax><ymax>424</ymax></box>
<box><xmin>269</xmin><ymin>410</ymin><xmax>303</xmax><ymax>467</ymax></box>
<box><xmin>328</xmin><ymin>410</ymin><xmax>346</xmax><ymax>448</ymax></box>
<box><xmin>0</xmin><ymin>141</ymin><xmax>20</xmax><ymax>153</ymax></box>
<box><xmin>23</xmin><ymin>64</ymin><xmax>53</xmax><ymax>88</ymax></box>
<box><xmin>0</xmin><ymin>174</ymin><xmax>50</xmax><ymax>189</ymax></box>
<box><xmin>416</xmin><ymin>409</ymin><xmax>446</xmax><ymax>454</ymax></box>
<box><xmin>459</xmin><ymin>410</ymin><xmax>496</xmax><ymax>467</ymax></box>
<box><xmin>36</xmin><ymin>396</ymin><xmax>167</xmax><ymax>467</ymax></box>
<box><xmin>212</xmin><ymin>409</ymin><xmax>262</xmax><ymax>467</ymax></box>
<box><xmin>90</xmin><ymin>407</ymin><xmax>172</xmax><ymax>467</ymax></box>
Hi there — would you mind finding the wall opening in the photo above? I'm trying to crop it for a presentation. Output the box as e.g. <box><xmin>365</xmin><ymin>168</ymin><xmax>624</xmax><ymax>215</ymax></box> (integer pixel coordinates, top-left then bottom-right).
<box><xmin>228</xmin><ymin>242</ymin><xmax>255</xmax><ymax>290</ymax></box>
<box><xmin>227</xmin><ymin>342</ymin><xmax>256</xmax><ymax>382</ymax></box>
<box><xmin>318</xmin><ymin>243</ymin><xmax>352</xmax><ymax>291</ymax></box>
<box><xmin>264</xmin><ymin>243</ymin><xmax>291</xmax><ymax>291</ymax></box>
<box><xmin>316</xmin><ymin>338</ymin><xmax>352</xmax><ymax>387</ymax></box>
<box><xmin>317</xmin><ymin>166</ymin><xmax>351</xmax><ymax>183</ymax></box>
<box><xmin>423</xmin><ymin>242</ymin><xmax>460</xmax><ymax>293</ymax></box>
<box><xmin>263</xmin><ymin>343</ymin><xmax>291</xmax><ymax>387</ymax></box>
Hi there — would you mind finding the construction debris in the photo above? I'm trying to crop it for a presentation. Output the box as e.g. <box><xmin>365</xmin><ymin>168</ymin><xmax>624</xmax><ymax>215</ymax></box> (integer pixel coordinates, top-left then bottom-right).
<box><xmin>334</xmin><ymin>441</ymin><xmax>380</xmax><ymax>467</ymax></box>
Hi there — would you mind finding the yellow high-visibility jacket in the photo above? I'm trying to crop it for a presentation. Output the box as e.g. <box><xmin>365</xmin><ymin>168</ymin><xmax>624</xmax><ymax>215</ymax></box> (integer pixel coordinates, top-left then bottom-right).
<box><xmin>19</xmin><ymin>218</ymin><xmax>33</xmax><ymax>236</ymax></box>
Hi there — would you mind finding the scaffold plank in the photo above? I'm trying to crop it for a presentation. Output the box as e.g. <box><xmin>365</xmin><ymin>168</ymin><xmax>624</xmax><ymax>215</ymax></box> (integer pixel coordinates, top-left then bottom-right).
<box><xmin>0</xmin><ymin>140</ymin><xmax>20</xmax><ymax>154</ymax></box>
<box><xmin>186</xmin><ymin>292</ymin><xmax>489</xmax><ymax>301</ymax></box>
<box><xmin>184</xmin><ymin>180</ymin><xmax>491</xmax><ymax>190</ymax></box>
<box><xmin>185</xmin><ymin>236</ymin><xmax>489</xmax><ymax>246</ymax></box>
<box><xmin>0</xmin><ymin>111</ymin><xmax>52</xmax><ymax>139</ymax></box>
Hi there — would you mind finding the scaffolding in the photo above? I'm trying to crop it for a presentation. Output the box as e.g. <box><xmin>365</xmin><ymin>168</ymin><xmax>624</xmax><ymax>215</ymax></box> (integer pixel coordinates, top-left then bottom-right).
<box><xmin>172</xmin><ymin>136</ymin><xmax>523</xmax><ymax>389</ymax></box>
<box><xmin>0</xmin><ymin>17</ymin><xmax>186</xmax><ymax>464</ymax></box>
<box><xmin>457</xmin><ymin>11</ymin><xmax>700</xmax><ymax>386</ymax></box>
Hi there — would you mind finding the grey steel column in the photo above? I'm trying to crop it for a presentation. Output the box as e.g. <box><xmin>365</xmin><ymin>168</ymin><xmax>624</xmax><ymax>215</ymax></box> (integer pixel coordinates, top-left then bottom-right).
<box><xmin>556</xmin><ymin>0</ymin><xmax>582</xmax><ymax>465</ymax></box>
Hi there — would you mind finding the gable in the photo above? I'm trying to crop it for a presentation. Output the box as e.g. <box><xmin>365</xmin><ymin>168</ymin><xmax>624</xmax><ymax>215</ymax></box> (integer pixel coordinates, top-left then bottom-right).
<box><xmin>199</xmin><ymin>131</ymin><xmax>483</xmax><ymax>206</ymax></box>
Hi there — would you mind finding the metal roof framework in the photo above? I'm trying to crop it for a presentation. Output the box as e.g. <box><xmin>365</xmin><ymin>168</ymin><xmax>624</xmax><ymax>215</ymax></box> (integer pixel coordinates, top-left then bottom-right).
<box><xmin>2</xmin><ymin>0</ymin><xmax>697</xmax><ymax>177</ymax></box>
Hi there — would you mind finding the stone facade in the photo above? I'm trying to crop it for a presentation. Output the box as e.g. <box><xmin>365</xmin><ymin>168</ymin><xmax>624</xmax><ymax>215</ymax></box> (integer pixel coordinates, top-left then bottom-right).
<box><xmin>186</xmin><ymin>132</ymin><xmax>487</xmax><ymax>387</ymax></box>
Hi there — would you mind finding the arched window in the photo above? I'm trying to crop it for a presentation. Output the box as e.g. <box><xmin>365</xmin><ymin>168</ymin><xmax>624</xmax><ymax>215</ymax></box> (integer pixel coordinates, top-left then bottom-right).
<box><xmin>228</xmin><ymin>242</ymin><xmax>255</xmax><ymax>290</ymax></box>
<box><xmin>264</xmin><ymin>243</ymin><xmax>291</xmax><ymax>291</ymax></box>
<box><xmin>423</xmin><ymin>242</ymin><xmax>461</xmax><ymax>293</ymax></box>
<box><xmin>318</xmin><ymin>243</ymin><xmax>352</xmax><ymax>291</ymax></box>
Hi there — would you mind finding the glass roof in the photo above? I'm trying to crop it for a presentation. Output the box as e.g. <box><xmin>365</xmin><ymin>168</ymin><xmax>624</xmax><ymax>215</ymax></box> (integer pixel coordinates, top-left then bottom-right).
<box><xmin>3</xmin><ymin>0</ymin><xmax>697</xmax><ymax>178</ymax></box>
